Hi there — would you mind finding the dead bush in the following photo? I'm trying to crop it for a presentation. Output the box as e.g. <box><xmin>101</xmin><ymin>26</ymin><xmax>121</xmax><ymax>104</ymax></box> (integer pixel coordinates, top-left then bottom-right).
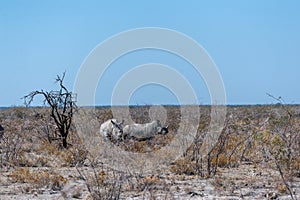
<box><xmin>76</xmin><ymin>158</ymin><xmax>123</xmax><ymax>200</ymax></box>
<box><xmin>8</xmin><ymin>167</ymin><xmax>67</xmax><ymax>192</ymax></box>
<box><xmin>0</xmin><ymin>125</ymin><xmax>25</xmax><ymax>167</ymax></box>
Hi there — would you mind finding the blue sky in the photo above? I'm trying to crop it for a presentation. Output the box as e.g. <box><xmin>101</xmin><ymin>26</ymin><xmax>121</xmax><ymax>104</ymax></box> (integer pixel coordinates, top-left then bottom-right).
<box><xmin>1</xmin><ymin>1</ymin><xmax>300</xmax><ymax>106</ymax></box>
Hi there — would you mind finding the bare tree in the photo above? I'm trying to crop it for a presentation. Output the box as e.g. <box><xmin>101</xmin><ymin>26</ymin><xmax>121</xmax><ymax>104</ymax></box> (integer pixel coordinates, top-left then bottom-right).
<box><xmin>0</xmin><ymin>124</ymin><xmax>4</xmax><ymax>142</ymax></box>
<box><xmin>24</xmin><ymin>72</ymin><xmax>76</xmax><ymax>148</ymax></box>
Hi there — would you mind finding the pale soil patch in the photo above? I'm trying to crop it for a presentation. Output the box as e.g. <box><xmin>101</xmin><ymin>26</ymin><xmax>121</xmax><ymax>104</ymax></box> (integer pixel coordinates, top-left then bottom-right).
<box><xmin>0</xmin><ymin>163</ymin><xmax>299</xmax><ymax>199</ymax></box>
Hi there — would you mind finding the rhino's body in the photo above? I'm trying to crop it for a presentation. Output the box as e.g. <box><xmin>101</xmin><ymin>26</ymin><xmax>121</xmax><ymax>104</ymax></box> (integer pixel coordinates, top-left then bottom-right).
<box><xmin>123</xmin><ymin>120</ymin><xmax>168</xmax><ymax>140</ymax></box>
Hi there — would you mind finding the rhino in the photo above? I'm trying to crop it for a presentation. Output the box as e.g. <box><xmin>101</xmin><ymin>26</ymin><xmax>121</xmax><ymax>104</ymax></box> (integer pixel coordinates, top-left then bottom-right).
<box><xmin>100</xmin><ymin>119</ymin><xmax>124</xmax><ymax>141</ymax></box>
<box><xmin>123</xmin><ymin>120</ymin><xmax>168</xmax><ymax>140</ymax></box>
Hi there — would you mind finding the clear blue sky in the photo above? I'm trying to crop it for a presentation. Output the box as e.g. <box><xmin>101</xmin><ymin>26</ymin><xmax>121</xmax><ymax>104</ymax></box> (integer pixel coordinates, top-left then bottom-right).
<box><xmin>1</xmin><ymin>1</ymin><xmax>300</xmax><ymax>106</ymax></box>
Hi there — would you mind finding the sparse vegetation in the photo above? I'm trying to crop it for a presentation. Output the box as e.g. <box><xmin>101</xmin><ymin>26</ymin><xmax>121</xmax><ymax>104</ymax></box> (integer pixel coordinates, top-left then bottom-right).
<box><xmin>8</xmin><ymin>167</ymin><xmax>67</xmax><ymax>192</ymax></box>
<box><xmin>0</xmin><ymin>105</ymin><xmax>299</xmax><ymax>199</ymax></box>
<box><xmin>76</xmin><ymin>158</ymin><xmax>123</xmax><ymax>200</ymax></box>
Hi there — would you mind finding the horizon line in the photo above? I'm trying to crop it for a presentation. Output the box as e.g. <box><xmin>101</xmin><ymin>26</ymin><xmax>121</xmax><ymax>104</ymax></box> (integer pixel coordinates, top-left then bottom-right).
<box><xmin>1</xmin><ymin>103</ymin><xmax>300</xmax><ymax>109</ymax></box>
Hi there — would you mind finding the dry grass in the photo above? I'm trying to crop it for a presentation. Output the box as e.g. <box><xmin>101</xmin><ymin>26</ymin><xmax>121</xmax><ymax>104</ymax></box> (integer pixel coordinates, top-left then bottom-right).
<box><xmin>0</xmin><ymin>105</ymin><xmax>300</xmax><ymax>199</ymax></box>
<box><xmin>8</xmin><ymin>167</ymin><xmax>67</xmax><ymax>192</ymax></box>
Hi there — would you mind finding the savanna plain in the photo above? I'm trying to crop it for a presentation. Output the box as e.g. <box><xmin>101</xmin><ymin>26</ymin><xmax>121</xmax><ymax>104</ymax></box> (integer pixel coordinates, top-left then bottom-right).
<box><xmin>0</xmin><ymin>105</ymin><xmax>300</xmax><ymax>199</ymax></box>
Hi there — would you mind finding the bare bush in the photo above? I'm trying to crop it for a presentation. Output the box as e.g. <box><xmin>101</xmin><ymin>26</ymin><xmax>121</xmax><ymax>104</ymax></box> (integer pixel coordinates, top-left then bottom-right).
<box><xmin>24</xmin><ymin>72</ymin><xmax>77</xmax><ymax>148</ymax></box>
<box><xmin>262</xmin><ymin>94</ymin><xmax>300</xmax><ymax>199</ymax></box>
<box><xmin>169</xmin><ymin>111</ymin><xmax>235</xmax><ymax>177</ymax></box>
<box><xmin>76</xmin><ymin>158</ymin><xmax>123</xmax><ymax>200</ymax></box>
<box><xmin>0</xmin><ymin>125</ymin><xmax>24</xmax><ymax>167</ymax></box>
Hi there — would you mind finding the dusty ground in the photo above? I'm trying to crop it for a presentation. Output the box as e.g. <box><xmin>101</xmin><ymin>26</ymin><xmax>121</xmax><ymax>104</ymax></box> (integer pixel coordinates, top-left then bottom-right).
<box><xmin>0</xmin><ymin>163</ymin><xmax>299</xmax><ymax>199</ymax></box>
<box><xmin>0</xmin><ymin>105</ymin><xmax>299</xmax><ymax>199</ymax></box>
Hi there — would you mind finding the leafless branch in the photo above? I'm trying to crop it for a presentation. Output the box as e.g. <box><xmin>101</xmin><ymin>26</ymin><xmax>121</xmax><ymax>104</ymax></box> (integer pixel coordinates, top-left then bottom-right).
<box><xmin>23</xmin><ymin>73</ymin><xmax>76</xmax><ymax>148</ymax></box>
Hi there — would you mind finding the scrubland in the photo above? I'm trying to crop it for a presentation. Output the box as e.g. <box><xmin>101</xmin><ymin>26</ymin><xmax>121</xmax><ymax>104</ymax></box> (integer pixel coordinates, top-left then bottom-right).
<box><xmin>0</xmin><ymin>105</ymin><xmax>299</xmax><ymax>199</ymax></box>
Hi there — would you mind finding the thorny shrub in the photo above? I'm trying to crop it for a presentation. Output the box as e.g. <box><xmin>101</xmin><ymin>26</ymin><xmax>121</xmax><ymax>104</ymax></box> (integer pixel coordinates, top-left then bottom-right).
<box><xmin>0</xmin><ymin>128</ymin><xmax>23</xmax><ymax>167</ymax></box>
<box><xmin>76</xmin><ymin>159</ymin><xmax>123</xmax><ymax>200</ymax></box>
<box><xmin>8</xmin><ymin>167</ymin><xmax>67</xmax><ymax>192</ymax></box>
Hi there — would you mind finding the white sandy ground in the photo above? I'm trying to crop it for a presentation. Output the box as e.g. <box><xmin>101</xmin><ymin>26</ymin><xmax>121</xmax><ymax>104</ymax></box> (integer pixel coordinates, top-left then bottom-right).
<box><xmin>0</xmin><ymin>162</ymin><xmax>299</xmax><ymax>200</ymax></box>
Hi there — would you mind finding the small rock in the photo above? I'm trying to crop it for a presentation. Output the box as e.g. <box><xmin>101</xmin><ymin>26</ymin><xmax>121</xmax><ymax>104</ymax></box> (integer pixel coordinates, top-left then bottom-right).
<box><xmin>61</xmin><ymin>180</ymin><xmax>86</xmax><ymax>199</ymax></box>
<box><xmin>188</xmin><ymin>191</ymin><xmax>204</xmax><ymax>197</ymax></box>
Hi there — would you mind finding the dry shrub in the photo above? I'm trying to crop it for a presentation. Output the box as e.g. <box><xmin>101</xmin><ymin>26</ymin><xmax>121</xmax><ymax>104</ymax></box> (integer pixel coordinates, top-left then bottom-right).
<box><xmin>170</xmin><ymin>158</ymin><xmax>196</xmax><ymax>175</ymax></box>
<box><xmin>211</xmin><ymin>153</ymin><xmax>238</xmax><ymax>168</ymax></box>
<box><xmin>169</xmin><ymin>106</ymin><xmax>272</xmax><ymax>177</ymax></box>
<box><xmin>143</xmin><ymin>175</ymin><xmax>160</xmax><ymax>186</ymax></box>
<box><xmin>36</xmin><ymin>139</ymin><xmax>87</xmax><ymax>167</ymax></box>
<box><xmin>211</xmin><ymin>175</ymin><xmax>227</xmax><ymax>190</ymax></box>
<box><xmin>37</xmin><ymin>140</ymin><xmax>58</xmax><ymax>154</ymax></box>
<box><xmin>123</xmin><ymin>140</ymin><xmax>149</xmax><ymax>153</ymax></box>
<box><xmin>76</xmin><ymin>160</ymin><xmax>123</xmax><ymax>200</ymax></box>
<box><xmin>60</xmin><ymin>147</ymin><xmax>87</xmax><ymax>167</ymax></box>
<box><xmin>277</xmin><ymin>183</ymin><xmax>287</xmax><ymax>194</ymax></box>
<box><xmin>0</xmin><ymin>107</ymin><xmax>68</xmax><ymax>167</ymax></box>
<box><xmin>128</xmin><ymin>174</ymin><xmax>162</xmax><ymax>193</ymax></box>
<box><xmin>95</xmin><ymin>107</ymin><xmax>113</xmax><ymax>123</ymax></box>
<box><xmin>136</xmin><ymin>175</ymin><xmax>166</xmax><ymax>199</ymax></box>
<box><xmin>8</xmin><ymin>167</ymin><xmax>67</xmax><ymax>191</ymax></box>
<box><xmin>0</xmin><ymin>124</ymin><xmax>25</xmax><ymax>167</ymax></box>
<box><xmin>7</xmin><ymin>107</ymin><xmax>28</xmax><ymax>119</ymax></box>
<box><xmin>62</xmin><ymin>131</ymin><xmax>88</xmax><ymax>167</ymax></box>
<box><xmin>291</xmin><ymin>158</ymin><xmax>300</xmax><ymax>173</ymax></box>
